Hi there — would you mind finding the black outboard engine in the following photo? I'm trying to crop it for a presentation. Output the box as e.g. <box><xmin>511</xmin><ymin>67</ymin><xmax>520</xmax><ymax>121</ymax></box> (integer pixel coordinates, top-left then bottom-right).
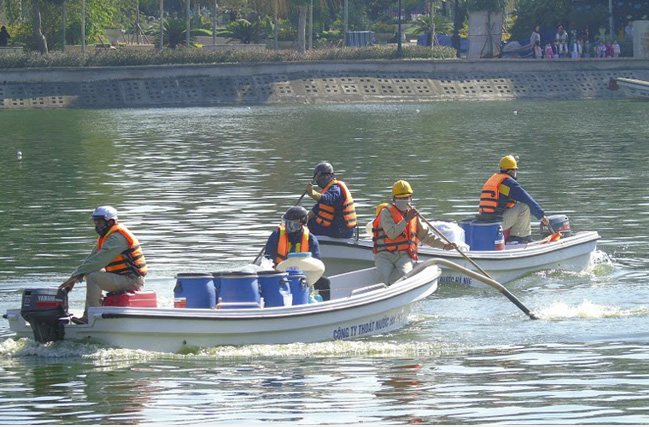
<box><xmin>540</xmin><ymin>214</ymin><xmax>572</xmax><ymax>238</ymax></box>
<box><xmin>20</xmin><ymin>288</ymin><xmax>69</xmax><ymax>343</ymax></box>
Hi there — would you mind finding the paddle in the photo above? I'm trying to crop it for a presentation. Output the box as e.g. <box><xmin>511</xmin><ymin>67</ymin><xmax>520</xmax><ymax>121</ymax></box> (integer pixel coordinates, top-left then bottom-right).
<box><xmin>251</xmin><ymin>173</ymin><xmax>320</xmax><ymax>265</ymax></box>
<box><xmin>412</xmin><ymin>206</ymin><xmax>538</xmax><ymax>320</ymax></box>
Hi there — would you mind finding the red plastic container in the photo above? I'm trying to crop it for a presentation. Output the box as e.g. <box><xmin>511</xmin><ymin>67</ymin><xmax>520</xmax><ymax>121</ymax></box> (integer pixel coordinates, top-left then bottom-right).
<box><xmin>102</xmin><ymin>290</ymin><xmax>158</xmax><ymax>308</ymax></box>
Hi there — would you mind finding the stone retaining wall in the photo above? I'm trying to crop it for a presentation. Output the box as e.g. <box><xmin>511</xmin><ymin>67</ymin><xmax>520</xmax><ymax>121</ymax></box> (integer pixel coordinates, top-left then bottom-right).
<box><xmin>1</xmin><ymin>59</ymin><xmax>648</xmax><ymax>109</ymax></box>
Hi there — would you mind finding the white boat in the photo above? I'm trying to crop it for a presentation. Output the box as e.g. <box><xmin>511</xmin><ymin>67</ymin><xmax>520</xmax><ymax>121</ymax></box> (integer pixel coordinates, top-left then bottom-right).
<box><xmin>318</xmin><ymin>231</ymin><xmax>601</xmax><ymax>287</ymax></box>
<box><xmin>615</xmin><ymin>77</ymin><xmax>649</xmax><ymax>100</ymax></box>
<box><xmin>4</xmin><ymin>264</ymin><xmax>441</xmax><ymax>353</ymax></box>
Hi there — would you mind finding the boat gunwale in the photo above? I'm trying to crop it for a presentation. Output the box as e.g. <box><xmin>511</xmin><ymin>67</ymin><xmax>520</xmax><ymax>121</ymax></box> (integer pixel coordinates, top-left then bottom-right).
<box><xmin>318</xmin><ymin>231</ymin><xmax>600</xmax><ymax>261</ymax></box>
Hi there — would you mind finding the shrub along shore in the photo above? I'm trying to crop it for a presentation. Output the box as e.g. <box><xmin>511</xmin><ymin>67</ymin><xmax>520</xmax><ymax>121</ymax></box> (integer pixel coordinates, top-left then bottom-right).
<box><xmin>0</xmin><ymin>45</ymin><xmax>457</xmax><ymax>68</ymax></box>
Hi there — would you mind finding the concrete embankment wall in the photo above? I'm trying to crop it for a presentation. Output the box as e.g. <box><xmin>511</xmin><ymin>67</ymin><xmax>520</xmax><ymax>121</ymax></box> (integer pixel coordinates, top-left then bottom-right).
<box><xmin>1</xmin><ymin>59</ymin><xmax>648</xmax><ymax>109</ymax></box>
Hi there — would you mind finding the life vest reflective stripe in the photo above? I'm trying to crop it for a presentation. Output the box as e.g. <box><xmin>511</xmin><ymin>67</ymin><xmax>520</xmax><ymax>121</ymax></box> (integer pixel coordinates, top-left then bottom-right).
<box><xmin>98</xmin><ymin>223</ymin><xmax>148</xmax><ymax>277</ymax></box>
<box><xmin>275</xmin><ymin>225</ymin><xmax>310</xmax><ymax>266</ymax></box>
<box><xmin>479</xmin><ymin>173</ymin><xmax>516</xmax><ymax>215</ymax></box>
<box><xmin>315</xmin><ymin>180</ymin><xmax>357</xmax><ymax>228</ymax></box>
<box><xmin>372</xmin><ymin>205</ymin><xmax>419</xmax><ymax>260</ymax></box>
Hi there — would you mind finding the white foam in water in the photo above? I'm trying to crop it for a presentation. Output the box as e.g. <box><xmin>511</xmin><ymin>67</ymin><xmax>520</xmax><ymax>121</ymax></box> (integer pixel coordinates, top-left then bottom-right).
<box><xmin>0</xmin><ymin>336</ymin><xmax>458</xmax><ymax>360</ymax></box>
<box><xmin>536</xmin><ymin>299</ymin><xmax>649</xmax><ymax>320</ymax></box>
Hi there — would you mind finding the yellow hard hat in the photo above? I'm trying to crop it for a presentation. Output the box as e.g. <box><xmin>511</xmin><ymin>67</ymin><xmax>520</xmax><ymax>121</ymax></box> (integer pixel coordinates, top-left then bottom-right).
<box><xmin>499</xmin><ymin>155</ymin><xmax>518</xmax><ymax>170</ymax></box>
<box><xmin>392</xmin><ymin>180</ymin><xmax>413</xmax><ymax>198</ymax></box>
<box><xmin>375</xmin><ymin>203</ymin><xmax>389</xmax><ymax>216</ymax></box>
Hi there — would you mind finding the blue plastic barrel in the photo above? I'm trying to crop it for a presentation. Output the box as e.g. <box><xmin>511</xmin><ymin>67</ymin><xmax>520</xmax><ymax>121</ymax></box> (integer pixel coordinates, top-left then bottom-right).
<box><xmin>286</xmin><ymin>268</ymin><xmax>310</xmax><ymax>306</ymax></box>
<box><xmin>461</xmin><ymin>219</ymin><xmax>473</xmax><ymax>248</ymax></box>
<box><xmin>218</xmin><ymin>272</ymin><xmax>261</xmax><ymax>307</ymax></box>
<box><xmin>257</xmin><ymin>270</ymin><xmax>291</xmax><ymax>308</ymax></box>
<box><xmin>470</xmin><ymin>221</ymin><xmax>505</xmax><ymax>251</ymax></box>
<box><xmin>174</xmin><ymin>273</ymin><xmax>217</xmax><ymax>308</ymax></box>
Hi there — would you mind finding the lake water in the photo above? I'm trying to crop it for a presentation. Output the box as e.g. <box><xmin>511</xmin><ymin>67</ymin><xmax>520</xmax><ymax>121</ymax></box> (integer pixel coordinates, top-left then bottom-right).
<box><xmin>1</xmin><ymin>101</ymin><xmax>648</xmax><ymax>424</ymax></box>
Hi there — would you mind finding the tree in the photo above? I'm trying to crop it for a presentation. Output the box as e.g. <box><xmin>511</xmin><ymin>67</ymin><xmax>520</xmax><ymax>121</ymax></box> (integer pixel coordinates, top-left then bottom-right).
<box><xmin>509</xmin><ymin>0</ymin><xmax>571</xmax><ymax>41</ymax></box>
<box><xmin>31</xmin><ymin>0</ymin><xmax>49</xmax><ymax>53</ymax></box>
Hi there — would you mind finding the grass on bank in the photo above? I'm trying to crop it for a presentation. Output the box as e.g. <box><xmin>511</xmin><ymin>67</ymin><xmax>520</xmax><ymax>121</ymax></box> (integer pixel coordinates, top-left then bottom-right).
<box><xmin>0</xmin><ymin>45</ymin><xmax>457</xmax><ymax>68</ymax></box>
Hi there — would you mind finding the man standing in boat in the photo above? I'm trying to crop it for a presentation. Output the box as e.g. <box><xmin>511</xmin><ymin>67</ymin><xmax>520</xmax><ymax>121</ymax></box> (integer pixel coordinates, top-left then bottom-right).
<box><xmin>478</xmin><ymin>155</ymin><xmax>550</xmax><ymax>243</ymax></box>
<box><xmin>263</xmin><ymin>206</ymin><xmax>330</xmax><ymax>300</ymax></box>
<box><xmin>304</xmin><ymin>162</ymin><xmax>357</xmax><ymax>239</ymax></box>
<box><xmin>373</xmin><ymin>180</ymin><xmax>455</xmax><ymax>285</ymax></box>
<box><xmin>59</xmin><ymin>206</ymin><xmax>147</xmax><ymax>324</ymax></box>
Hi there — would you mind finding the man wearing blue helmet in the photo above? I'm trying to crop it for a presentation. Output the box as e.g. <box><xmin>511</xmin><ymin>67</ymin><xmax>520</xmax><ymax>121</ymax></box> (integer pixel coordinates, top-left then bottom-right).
<box><xmin>59</xmin><ymin>206</ymin><xmax>147</xmax><ymax>324</ymax></box>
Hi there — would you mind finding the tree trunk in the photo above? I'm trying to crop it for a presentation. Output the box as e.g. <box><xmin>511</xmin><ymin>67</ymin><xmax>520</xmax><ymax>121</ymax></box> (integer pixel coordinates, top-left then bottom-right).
<box><xmin>31</xmin><ymin>0</ymin><xmax>48</xmax><ymax>53</ymax></box>
<box><xmin>297</xmin><ymin>5</ymin><xmax>306</xmax><ymax>52</ymax></box>
<box><xmin>430</xmin><ymin>0</ymin><xmax>436</xmax><ymax>48</ymax></box>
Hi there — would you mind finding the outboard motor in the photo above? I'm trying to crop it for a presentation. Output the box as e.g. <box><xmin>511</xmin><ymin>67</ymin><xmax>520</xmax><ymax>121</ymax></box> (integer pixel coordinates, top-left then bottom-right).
<box><xmin>540</xmin><ymin>214</ymin><xmax>572</xmax><ymax>238</ymax></box>
<box><xmin>20</xmin><ymin>288</ymin><xmax>69</xmax><ymax>343</ymax></box>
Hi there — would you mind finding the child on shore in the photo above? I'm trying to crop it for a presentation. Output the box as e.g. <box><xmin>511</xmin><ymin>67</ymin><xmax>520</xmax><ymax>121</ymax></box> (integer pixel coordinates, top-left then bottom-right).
<box><xmin>544</xmin><ymin>42</ymin><xmax>554</xmax><ymax>59</ymax></box>
<box><xmin>612</xmin><ymin>40</ymin><xmax>621</xmax><ymax>58</ymax></box>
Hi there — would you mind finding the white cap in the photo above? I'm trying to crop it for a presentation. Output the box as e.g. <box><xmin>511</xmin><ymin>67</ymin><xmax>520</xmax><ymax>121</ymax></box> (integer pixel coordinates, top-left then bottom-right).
<box><xmin>91</xmin><ymin>206</ymin><xmax>118</xmax><ymax>221</ymax></box>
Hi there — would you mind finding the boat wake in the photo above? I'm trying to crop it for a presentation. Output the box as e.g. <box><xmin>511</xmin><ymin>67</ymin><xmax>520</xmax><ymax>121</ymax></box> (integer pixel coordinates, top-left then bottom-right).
<box><xmin>535</xmin><ymin>299</ymin><xmax>649</xmax><ymax>320</ymax></box>
<box><xmin>0</xmin><ymin>336</ymin><xmax>459</xmax><ymax>360</ymax></box>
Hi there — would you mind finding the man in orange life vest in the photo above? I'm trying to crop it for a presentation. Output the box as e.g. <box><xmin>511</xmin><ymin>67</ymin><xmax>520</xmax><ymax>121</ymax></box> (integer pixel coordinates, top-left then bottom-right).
<box><xmin>479</xmin><ymin>155</ymin><xmax>550</xmax><ymax>243</ymax></box>
<box><xmin>305</xmin><ymin>162</ymin><xmax>357</xmax><ymax>239</ymax></box>
<box><xmin>263</xmin><ymin>206</ymin><xmax>330</xmax><ymax>300</ymax></box>
<box><xmin>373</xmin><ymin>180</ymin><xmax>455</xmax><ymax>285</ymax></box>
<box><xmin>59</xmin><ymin>206</ymin><xmax>147</xmax><ymax>324</ymax></box>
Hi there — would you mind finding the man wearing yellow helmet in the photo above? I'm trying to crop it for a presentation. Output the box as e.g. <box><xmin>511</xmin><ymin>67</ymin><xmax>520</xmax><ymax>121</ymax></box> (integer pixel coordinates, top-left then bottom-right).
<box><xmin>479</xmin><ymin>156</ymin><xmax>550</xmax><ymax>243</ymax></box>
<box><xmin>372</xmin><ymin>180</ymin><xmax>454</xmax><ymax>285</ymax></box>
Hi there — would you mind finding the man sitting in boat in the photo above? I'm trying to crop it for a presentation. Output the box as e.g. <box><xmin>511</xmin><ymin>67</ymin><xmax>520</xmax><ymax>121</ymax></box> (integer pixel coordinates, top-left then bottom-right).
<box><xmin>304</xmin><ymin>161</ymin><xmax>357</xmax><ymax>239</ymax></box>
<box><xmin>59</xmin><ymin>206</ymin><xmax>147</xmax><ymax>324</ymax></box>
<box><xmin>263</xmin><ymin>206</ymin><xmax>330</xmax><ymax>300</ymax></box>
<box><xmin>373</xmin><ymin>180</ymin><xmax>455</xmax><ymax>285</ymax></box>
<box><xmin>479</xmin><ymin>155</ymin><xmax>550</xmax><ymax>243</ymax></box>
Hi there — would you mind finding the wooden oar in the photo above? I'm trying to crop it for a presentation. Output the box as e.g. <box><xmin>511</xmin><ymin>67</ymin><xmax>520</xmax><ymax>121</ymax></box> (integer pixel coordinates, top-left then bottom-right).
<box><xmin>251</xmin><ymin>175</ymin><xmax>319</xmax><ymax>265</ymax></box>
<box><xmin>413</xmin><ymin>208</ymin><xmax>538</xmax><ymax>320</ymax></box>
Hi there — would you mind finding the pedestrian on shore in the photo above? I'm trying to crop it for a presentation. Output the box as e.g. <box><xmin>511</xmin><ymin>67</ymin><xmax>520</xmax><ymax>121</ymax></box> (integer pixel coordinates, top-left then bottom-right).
<box><xmin>612</xmin><ymin>40</ymin><xmax>621</xmax><ymax>58</ymax></box>
<box><xmin>597</xmin><ymin>41</ymin><xmax>606</xmax><ymax>58</ymax></box>
<box><xmin>534</xmin><ymin>40</ymin><xmax>542</xmax><ymax>59</ymax></box>
<box><xmin>555</xmin><ymin>25</ymin><xmax>568</xmax><ymax>43</ymax></box>
<box><xmin>530</xmin><ymin>25</ymin><xmax>541</xmax><ymax>58</ymax></box>
<box><xmin>0</xmin><ymin>26</ymin><xmax>10</xmax><ymax>47</ymax></box>
<box><xmin>624</xmin><ymin>20</ymin><xmax>634</xmax><ymax>57</ymax></box>
<box><xmin>544</xmin><ymin>42</ymin><xmax>553</xmax><ymax>59</ymax></box>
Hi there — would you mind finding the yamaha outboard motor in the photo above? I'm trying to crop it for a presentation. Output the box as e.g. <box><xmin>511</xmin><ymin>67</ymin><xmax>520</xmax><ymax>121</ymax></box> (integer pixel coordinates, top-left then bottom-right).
<box><xmin>540</xmin><ymin>214</ymin><xmax>572</xmax><ymax>238</ymax></box>
<box><xmin>20</xmin><ymin>288</ymin><xmax>69</xmax><ymax>343</ymax></box>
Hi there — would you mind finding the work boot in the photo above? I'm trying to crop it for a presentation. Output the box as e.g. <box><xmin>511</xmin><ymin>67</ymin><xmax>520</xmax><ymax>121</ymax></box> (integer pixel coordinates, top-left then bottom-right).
<box><xmin>506</xmin><ymin>235</ymin><xmax>533</xmax><ymax>244</ymax></box>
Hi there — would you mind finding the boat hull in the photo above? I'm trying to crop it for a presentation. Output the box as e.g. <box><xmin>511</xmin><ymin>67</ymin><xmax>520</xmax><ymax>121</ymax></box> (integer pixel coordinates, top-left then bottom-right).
<box><xmin>318</xmin><ymin>231</ymin><xmax>600</xmax><ymax>287</ymax></box>
<box><xmin>616</xmin><ymin>78</ymin><xmax>649</xmax><ymax>100</ymax></box>
<box><xmin>5</xmin><ymin>265</ymin><xmax>440</xmax><ymax>353</ymax></box>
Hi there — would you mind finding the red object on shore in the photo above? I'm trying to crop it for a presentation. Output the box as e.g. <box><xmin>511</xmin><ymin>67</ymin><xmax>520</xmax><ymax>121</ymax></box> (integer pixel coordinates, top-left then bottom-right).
<box><xmin>102</xmin><ymin>290</ymin><xmax>158</xmax><ymax>307</ymax></box>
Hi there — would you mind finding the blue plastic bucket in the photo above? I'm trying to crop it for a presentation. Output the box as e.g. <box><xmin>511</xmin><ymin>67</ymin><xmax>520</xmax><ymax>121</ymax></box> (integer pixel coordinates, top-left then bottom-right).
<box><xmin>218</xmin><ymin>272</ymin><xmax>261</xmax><ymax>306</ymax></box>
<box><xmin>258</xmin><ymin>270</ymin><xmax>291</xmax><ymax>308</ymax></box>
<box><xmin>286</xmin><ymin>268</ymin><xmax>310</xmax><ymax>306</ymax></box>
<box><xmin>469</xmin><ymin>221</ymin><xmax>505</xmax><ymax>251</ymax></box>
<box><xmin>461</xmin><ymin>219</ymin><xmax>473</xmax><ymax>248</ymax></box>
<box><xmin>174</xmin><ymin>273</ymin><xmax>217</xmax><ymax>309</ymax></box>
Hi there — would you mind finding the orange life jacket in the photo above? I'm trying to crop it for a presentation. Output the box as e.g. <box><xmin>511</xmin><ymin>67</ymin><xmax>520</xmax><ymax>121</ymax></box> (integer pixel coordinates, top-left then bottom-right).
<box><xmin>372</xmin><ymin>205</ymin><xmax>419</xmax><ymax>260</ymax></box>
<box><xmin>98</xmin><ymin>223</ymin><xmax>148</xmax><ymax>277</ymax></box>
<box><xmin>275</xmin><ymin>224</ymin><xmax>310</xmax><ymax>266</ymax></box>
<box><xmin>315</xmin><ymin>179</ymin><xmax>357</xmax><ymax>228</ymax></box>
<box><xmin>479</xmin><ymin>173</ymin><xmax>516</xmax><ymax>215</ymax></box>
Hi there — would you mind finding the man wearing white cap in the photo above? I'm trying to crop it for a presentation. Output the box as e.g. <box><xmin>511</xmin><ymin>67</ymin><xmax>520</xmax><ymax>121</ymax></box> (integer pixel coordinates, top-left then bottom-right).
<box><xmin>59</xmin><ymin>206</ymin><xmax>147</xmax><ymax>324</ymax></box>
